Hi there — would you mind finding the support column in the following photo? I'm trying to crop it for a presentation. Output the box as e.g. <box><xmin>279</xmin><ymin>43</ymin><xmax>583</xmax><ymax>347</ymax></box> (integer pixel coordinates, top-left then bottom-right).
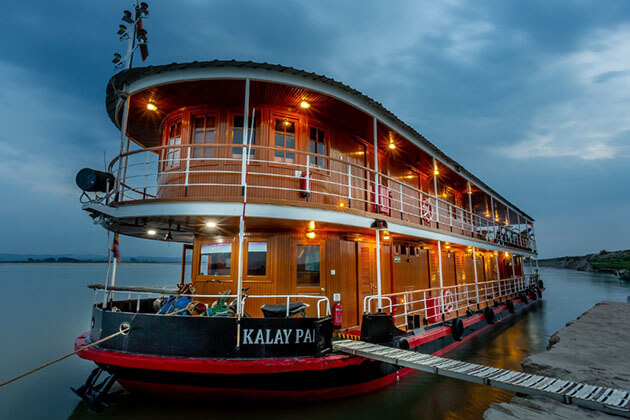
<box><xmin>467</xmin><ymin>181</ymin><xmax>474</xmax><ymax>237</ymax></box>
<box><xmin>495</xmin><ymin>251</ymin><xmax>501</xmax><ymax>300</ymax></box>
<box><xmin>115</xmin><ymin>96</ymin><xmax>131</xmax><ymax>201</ymax></box>
<box><xmin>373</xmin><ymin>117</ymin><xmax>383</xmax><ymax>310</ymax></box>
<box><xmin>433</xmin><ymin>158</ymin><xmax>439</xmax><ymax>227</ymax></box>
<box><xmin>490</xmin><ymin>196</ymin><xmax>497</xmax><ymax>242</ymax></box>
<box><xmin>236</xmin><ymin>78</ymin><xmax>250</xmax><ymax>322</ymax></box>
<box><xmin>437</xmin><ymin>240</ymin><xmax>444</xmax><ymax>316</ymax></box>
<box><xmin>472</xmin><ymin>246</ymin><xmax>479</xmax><ymax>310</ymax></box>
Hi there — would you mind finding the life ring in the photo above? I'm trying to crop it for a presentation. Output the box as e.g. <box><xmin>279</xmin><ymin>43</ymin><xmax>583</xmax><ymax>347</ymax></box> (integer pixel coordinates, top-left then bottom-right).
<box><xmin>442</xmin><ymin>290</ymin><xmax>454</xmax><ymax>314</ymax></box>
<box><xmin>421</xmin><ymin>198</ymin><xmax>433</xmax><ymax>223</ymax></box>
<box><xmin>451</xmin><ymin>318</ymin><xmax>464</xmax><ymax>341</ymax></box>
<box><xmin>484</xmin><ymin>306</ymin><xmax>495</xmax><ymax>324</ymax></box>
<box><xmin>507</xmin><ymin>299</ymin><xmax>515</xmax><ymax>314</ymax></box>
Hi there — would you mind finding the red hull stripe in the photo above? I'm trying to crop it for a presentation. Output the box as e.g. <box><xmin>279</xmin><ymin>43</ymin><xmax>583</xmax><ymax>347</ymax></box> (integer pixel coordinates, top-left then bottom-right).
<box><xmin>75</xmin><ymin>334</ymin><xmax>362</xmax><ymax>374</ymax></box>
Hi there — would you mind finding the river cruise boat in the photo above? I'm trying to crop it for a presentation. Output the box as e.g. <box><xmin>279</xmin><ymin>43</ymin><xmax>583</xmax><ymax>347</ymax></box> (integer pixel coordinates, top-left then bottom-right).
<box><xmin>73</xmin><ymin>58</ymin><xmax>542</xmax><ymax>406</ymax></box>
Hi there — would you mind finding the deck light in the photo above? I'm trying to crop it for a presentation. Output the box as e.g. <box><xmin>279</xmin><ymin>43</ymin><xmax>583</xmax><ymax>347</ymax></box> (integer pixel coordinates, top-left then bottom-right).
<box><xmin>433</xmin><ymin>168</ymin><xmax>439</xmax><ymax>176</ymax></box>
<box><xmin>309</xmin><ymin>220</ymin><xmax>316</xmax><ymax>230</ymax></box>
<box><xmin>306</xmin><ymin>231</ymin><xmax>316</xmax><ymax>239</ymax></box>
<box><xmin>147</xmin><ymin>229</ymin><xmax>157</xmax><ymax>236</ymax></box>
<box><xmin>388</xmin><ymin>142</ymin><xmax>396</xmax><ymax>150</ymax></box>
<box><xmin>504</xmin><ymin>252</ymin><xmax>510</xmax><ymax>258</ymax></box>
<box><xmin>147</xmin><ymin>102</ymin><xmax>157</xmax><ymax>111</ymax></box>
<box><xmin>445</xmin><ymin>243</ymin><xmax>450</xmax><ymax>249</ymax></box>
<box><xmin>206</xmin><ymin>221</ymin><xmax>217</xmax><ymax>228</ymax></box>
<box><xmin>299</xmin><ymin>100</ymin><xmax>310</xmax><ymax>109</ymax></box>
<box><xmin>383</xmin><ymin>231</ymin><xmax>390</xmax><ymax>240</ymax></box>
<box><xmin>338</xmin><ymin>201</ymin><xmax>345</xmax><ymax>208</ymax></box>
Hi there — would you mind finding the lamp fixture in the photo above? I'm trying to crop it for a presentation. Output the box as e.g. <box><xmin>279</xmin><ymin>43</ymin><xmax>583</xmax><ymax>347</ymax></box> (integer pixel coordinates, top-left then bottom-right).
<box><xmin>147</xmin><ymin>102</ymin><xmax>157</xmax><ymax>111</ymax></box>
<box><xmin>338</xmin><ymin>201</ymin><xmax>345</xmax><ymax>208</ymax></box>
<box><xmin>299</xmin><ymin>100</ymin><xmax>310</xmax><ymax>109</ymax></box>
<box><xmin>306</xmin><ymin>231</ymin><xmax>316</xmax><ymax>239</ymax></box>
<box><xmin>388</xmin><ymin>141</ymin><xmax>396</xmax><ymax>150</ymax></box>
<box><xmin>205</xmin><ymin>221</ymin><xmax>217</xmax><ymax>228</ymax></box>
<box><xmin>147</xmin><ymin>229</ymin><xmax>157</xmax><ymax>236</ymax></box>
<box><xmin>309</xmin><ymin>220</ymin><xmax>316</xmax><ymax>230</ymax></box>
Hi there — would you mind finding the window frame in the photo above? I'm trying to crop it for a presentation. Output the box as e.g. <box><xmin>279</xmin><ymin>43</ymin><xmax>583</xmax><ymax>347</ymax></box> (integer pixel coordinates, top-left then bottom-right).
<box><xmin>189</xmin><ymin>111</ymin><xmax>219</xmax><ymax>165</ymax></box>
<box><xmin>271</xmin><ymin>113</ymin><xmax>299</xmax><ymax>166</ymax></box>
<box><xmin>228</xmin><ymin>110</ymin><xmax>261</xmax><ymax>163</ymax></box>
<box><xmin>194</xmin><ymin>237</ymin><xmax>235</xmax><ymax>283</ymax></box>
<box><xmin>243</xmin><ymin>238</ymin><xmax>271</xmax><ymax>282</ymax></box>
<box><xmin>162</xmin><ymin>118</ymin><xmax>183</xmax><ymax>171</ymax></box>
<box><xmin>293</xmin><ymin>238</ymin><xmax>325</xmax><ymax>292</ymax></box>
<box><xmin>307</xmin><ymin>124</ymin><xmax>329</xmax><ymax>170</ymax></box>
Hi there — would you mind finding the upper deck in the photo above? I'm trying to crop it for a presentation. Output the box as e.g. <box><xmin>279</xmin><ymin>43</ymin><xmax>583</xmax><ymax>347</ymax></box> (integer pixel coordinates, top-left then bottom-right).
<box><xmin>93</xmin><ymin>60</ymin><xmax>536</xmax><ymax>255</ymax></box>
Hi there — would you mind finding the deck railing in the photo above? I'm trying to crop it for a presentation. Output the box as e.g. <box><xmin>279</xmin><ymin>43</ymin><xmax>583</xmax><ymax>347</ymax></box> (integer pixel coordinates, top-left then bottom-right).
<box><xmin>94</xmin><ymin>287</ymin><xmax>332</xmax><ymax>318</ymax></box>
<box><xmin>363</xmin><ymin>275</ymin><xmax>539</xmax><ymax>329</ymax></box>
<box><xmin>105</xmin><ymin>143</ymin><xmax>536</xmax><ymax>252</ymax></box>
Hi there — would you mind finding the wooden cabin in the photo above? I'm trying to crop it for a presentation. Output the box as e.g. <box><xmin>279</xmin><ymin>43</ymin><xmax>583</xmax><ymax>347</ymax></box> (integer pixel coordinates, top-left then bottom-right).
<box><xmin>91</xmin><ymin>60</ymin><xmax>537</xmax><ymax>329</ymax></box>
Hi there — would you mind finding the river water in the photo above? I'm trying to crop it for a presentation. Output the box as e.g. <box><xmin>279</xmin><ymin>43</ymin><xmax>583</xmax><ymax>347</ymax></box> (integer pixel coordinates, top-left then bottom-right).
<box><xmin>0</xmin><ymin>265</ymin><xmax>628</xmax><ymax>419</ymax></box>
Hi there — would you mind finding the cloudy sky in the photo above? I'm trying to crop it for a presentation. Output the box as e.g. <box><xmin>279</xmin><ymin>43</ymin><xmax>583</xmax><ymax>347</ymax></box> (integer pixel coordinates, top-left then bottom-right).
<box><xmin>2</xmin><ymin>0</ymin><xmax>629</xmax><ymax>258</ymax></box>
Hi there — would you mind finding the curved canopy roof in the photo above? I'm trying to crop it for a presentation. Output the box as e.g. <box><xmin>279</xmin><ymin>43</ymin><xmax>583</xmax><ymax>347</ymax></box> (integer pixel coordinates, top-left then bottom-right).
<box><xmin>105</xmin><ymin>59</ymin><xmax>534</xmax><ymax>221</ymax></box>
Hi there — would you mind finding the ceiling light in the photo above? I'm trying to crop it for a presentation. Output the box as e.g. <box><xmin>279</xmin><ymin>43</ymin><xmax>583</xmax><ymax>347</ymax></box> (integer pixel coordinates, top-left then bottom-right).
<box><xmin>388</xmin><ymin>141</ymin><xmax>396</xmax><ymax>150</ymax></box>
<box><xmin>147</xmin><ymin>229</ymin><xmax>157</xmax><ymax>236</ymax></box>
<box><xmin>306</xmin><ymin>231</ymin><xmax>316</xmax><ymax>239</ymax></box>
<box><xmin>338</xmin><ymin>201</ymin><xmax>345</xmax><ymax>208</ymax></box>
<box><xmin>309</xmin><ymin>220</ymin><xmax>316</xmax><ymax>230</ymax></box>
<box><xmin>147</xmin><ymin>103</ymin><xmax>157</xmax><ymax>111</ymax></box>
<box><xmin>299</xmin><ymin>100</ymin><xmax>310</xmax><ymax>109</ymax></box>
<box><xmin>206</xmin><ymin>221</ymin><xmax>217</xmax><ymax>228</ymax></box>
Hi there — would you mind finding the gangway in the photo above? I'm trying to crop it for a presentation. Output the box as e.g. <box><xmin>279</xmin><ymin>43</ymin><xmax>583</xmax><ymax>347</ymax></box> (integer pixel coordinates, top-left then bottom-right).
<box><xmin>334</xmin><ymin>340</ymin><xmax>630</xmax><ymax>418</ymax></box>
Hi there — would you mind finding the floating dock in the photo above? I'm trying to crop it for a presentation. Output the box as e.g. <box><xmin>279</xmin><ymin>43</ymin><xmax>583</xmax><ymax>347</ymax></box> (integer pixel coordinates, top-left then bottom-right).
<box><xmin>334</xmin><ymin>340</ymin><xmax>630</xmax><ymax>417</ymax></box>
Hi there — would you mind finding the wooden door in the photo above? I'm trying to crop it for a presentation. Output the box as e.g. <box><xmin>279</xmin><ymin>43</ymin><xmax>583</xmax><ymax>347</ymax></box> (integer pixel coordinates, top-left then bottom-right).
<box><xmin>291</xmin><ymin>239</ymin><xmax>326</xmax><ymax>317</ymax></box>
<box><xmin>441</xmin><ymin>251</ymin><xmax>457</xmax><ymax>287</ymax></box>
<box><xmin>357</xmin><ymin>242</ymin><xmax>376</xmax><ymax>314</ymax></box>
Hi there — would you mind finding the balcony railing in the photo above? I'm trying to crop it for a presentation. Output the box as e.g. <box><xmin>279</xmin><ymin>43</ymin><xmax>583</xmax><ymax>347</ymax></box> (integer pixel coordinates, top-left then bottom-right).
<box><xmin>106</xmin><ymin>144</ymin><xmax>536</xmax><ymax>252</ymax></box>
<box><xmin>363</xmin><ymin>274</ymin><xmax>539</xmax><ymax>330</ymax></box>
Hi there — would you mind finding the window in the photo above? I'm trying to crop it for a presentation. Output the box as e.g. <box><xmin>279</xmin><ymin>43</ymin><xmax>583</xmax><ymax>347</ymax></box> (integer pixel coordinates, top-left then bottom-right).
<box><xmin>199</xmin><ymin>243</ymin><xmax>232</xmax><ymax>276</ymax></box>
<box><xmin>309</xmin><ymin>127</ymin><xmax>326</xmax><ymax>168</ymax></box>
<box><xmin>273</xmin><ymin>118</ymin><xmax>296</xmax><ymax>163</ymax></box>
<box><xmin>232</xmin><ymin>113</ymin><xmax>259</xmax><ymax>158</ymax></box>
<box><xmin>247</xmin><ymin>241</ymin><xmax>267</xmax><ymax>276</ymax></box>
<box><xmin>297</xmin><ymin>244</ymin><xmax>320</xmax><ymax>287</ymax></box>
<box><xmin>165</xmin><ymin>121</ymin><xmax>182</xmax><ymax>168</ymax></box>
<box><xmin>192</xmin><ymin>114</ymin><xmax>216</xmax><ymax>160</ymax></box>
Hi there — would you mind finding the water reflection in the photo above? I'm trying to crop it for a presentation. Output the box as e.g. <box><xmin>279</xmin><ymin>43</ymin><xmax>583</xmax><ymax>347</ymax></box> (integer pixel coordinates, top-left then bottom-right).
<box><xmin>0</xmin><ymin>266</ymin><xmax>628</xmax><ymax>419</ymax></box>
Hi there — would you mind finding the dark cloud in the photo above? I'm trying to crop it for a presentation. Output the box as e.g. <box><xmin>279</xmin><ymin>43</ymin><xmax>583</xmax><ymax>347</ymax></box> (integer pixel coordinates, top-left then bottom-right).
<box><xmin>1</xmin><ymin>0</ymin><xmax>629</xmax><ymax>258</ymax></box>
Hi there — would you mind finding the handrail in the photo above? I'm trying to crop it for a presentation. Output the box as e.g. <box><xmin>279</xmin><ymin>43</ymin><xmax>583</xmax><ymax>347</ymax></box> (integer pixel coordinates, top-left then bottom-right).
<box><xmin>106</xmin><ymin>143</ymin><xmax>536</xmax><ymax>251</ymax></box>
<box><xmin>94</xmin><ymin>288</ymin><xmax>331</xmax><ymax>317</ymax></box>
<box><xmin>362</xmin><ymin>275</ymin><xmax>538</xmax><ymax>329</ymax></box>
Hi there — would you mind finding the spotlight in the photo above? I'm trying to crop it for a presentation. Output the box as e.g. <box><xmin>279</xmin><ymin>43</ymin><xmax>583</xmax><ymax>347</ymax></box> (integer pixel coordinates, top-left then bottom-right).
<box><xmin>299</xmin><ymin>100</ymin><xmax>310</xmax><ymax>109</ymax></box>
<box><xmin>147</xmin><ymin>229</ymin><xmax>157</xmax><ymax>236</ymax></box>
<box><xmin>137</xmin><ymin>28</ymin><xmax>148</xmax><ymax>44</ymax></box>
<box><xmin>117</xmin><ymin>24</ymin><xmax>128</xmax><ymax>37</ymax></box>
<box><xmin>122</xmin><ymin>10</ymin><xmax>134</xmax><ymax>24</ymax></box>
<box><xmin>139</xmin><ymin>2</ymin><xmax>150</xmax><ymax>18</ymax></box>
<box><xmin>206</xmin><ymin>221</ymin><xmax>217</xmax><ymax>228</ymax></box>
<box><xmin>112</xmin><ymin>53</ymin><xmax>122</xmax><ymax>64</ymax></box>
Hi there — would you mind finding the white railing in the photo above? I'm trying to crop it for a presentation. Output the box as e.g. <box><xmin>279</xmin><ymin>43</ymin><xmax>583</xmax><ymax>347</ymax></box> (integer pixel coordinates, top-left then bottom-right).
<box><xmin>94</xmin><ymin>288</ymin><xmax>331</xmax><ymax>318</ymax></box>
<box><xmin>104</xmin><ymin>143</ymin><xmax>536</xmax><ymax>251</ymax></box>
<box><xmin>362</xmin><ymin>274</ymin><xmax>538</xmax><ymax>329</ymax></box>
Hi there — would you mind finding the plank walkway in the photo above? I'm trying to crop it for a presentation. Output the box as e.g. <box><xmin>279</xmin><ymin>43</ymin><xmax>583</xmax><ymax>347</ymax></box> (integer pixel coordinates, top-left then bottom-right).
<box><xmin>333</xmin><ymin>340</ymin><xmax>630</xmax><ymax>418</ymax></box>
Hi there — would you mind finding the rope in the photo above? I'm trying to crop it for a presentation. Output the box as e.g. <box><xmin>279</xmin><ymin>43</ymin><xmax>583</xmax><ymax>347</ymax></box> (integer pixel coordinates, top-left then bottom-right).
<box><xmin>0</xmin><ymin>326</ymin><xmax>130</xmax><ymax>388</ymax></box>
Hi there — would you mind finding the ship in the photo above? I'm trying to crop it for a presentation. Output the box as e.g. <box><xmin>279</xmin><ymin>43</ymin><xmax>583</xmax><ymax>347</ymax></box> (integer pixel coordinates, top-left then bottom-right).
<box><xmin>72</xmin><ymin>58</ymin><xmax>542</xmax><ymax>406</ymax></box>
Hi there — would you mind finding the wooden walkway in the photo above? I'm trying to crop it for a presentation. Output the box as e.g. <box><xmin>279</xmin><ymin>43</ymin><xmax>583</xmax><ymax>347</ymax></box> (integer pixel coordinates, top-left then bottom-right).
<box><xmin>334</xmin><ymin>340</ymin><xmax>630</xmax><ymax>418</ymax></box>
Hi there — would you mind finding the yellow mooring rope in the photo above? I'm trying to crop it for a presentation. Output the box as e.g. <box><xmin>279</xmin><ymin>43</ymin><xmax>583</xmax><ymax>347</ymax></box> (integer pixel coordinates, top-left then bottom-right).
<box><xmin>0</xmin><ymin>326</ymin><xmax>130</xmax><ymax>388</ymax></box>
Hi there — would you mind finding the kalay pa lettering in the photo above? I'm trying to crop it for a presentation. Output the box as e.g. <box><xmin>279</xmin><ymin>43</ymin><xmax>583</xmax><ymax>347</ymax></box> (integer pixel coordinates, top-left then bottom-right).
<box><xmin>242</xmin><ymin>328</ymin><xmax>315</xmax><ymax>345</ymax></box>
